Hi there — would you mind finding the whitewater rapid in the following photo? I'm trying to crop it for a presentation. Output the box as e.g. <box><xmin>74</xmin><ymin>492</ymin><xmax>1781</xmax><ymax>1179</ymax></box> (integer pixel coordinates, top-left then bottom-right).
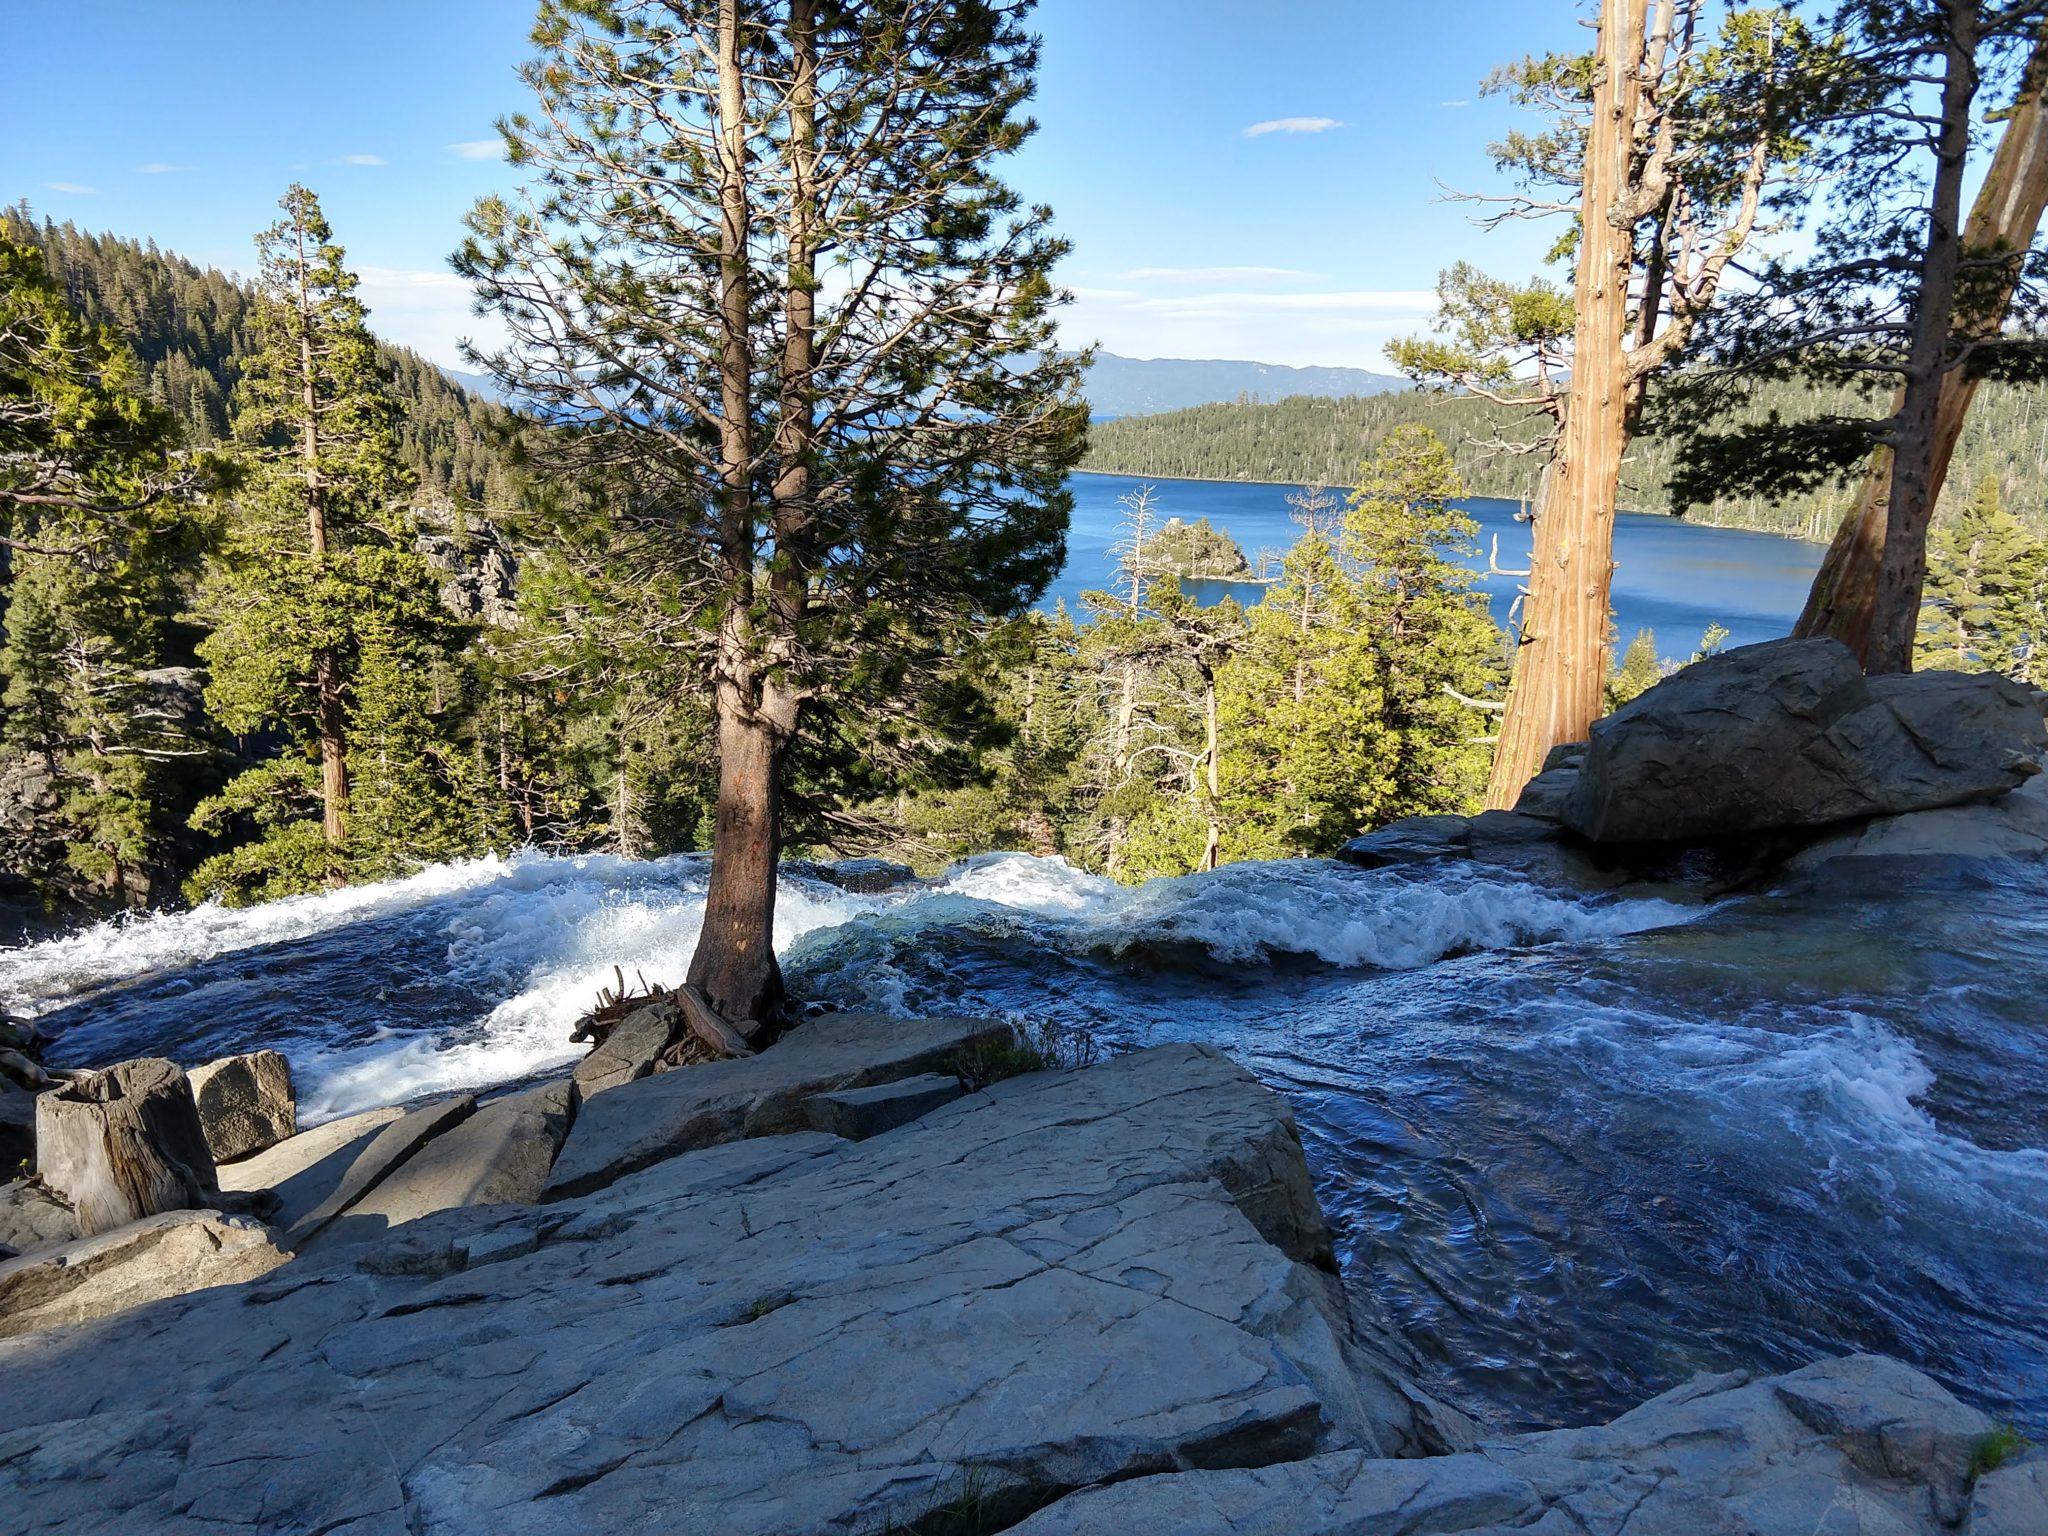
<box><xmin>6</xmin><ymin>847</ymin><xmax>2043</xmax><ymax>1436</ymax></box>
<box><xmin>0</xmin><ymin>850</ymin><xmax>1694</xmax><ymax>1122</ymax></box>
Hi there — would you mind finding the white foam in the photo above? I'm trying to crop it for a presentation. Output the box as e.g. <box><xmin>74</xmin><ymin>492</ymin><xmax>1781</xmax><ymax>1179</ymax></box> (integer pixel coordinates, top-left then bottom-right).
<box><xmin>3</xmin><ymin>848</ymin><xmax>1705</xmax><ymax>1122</ymax></box>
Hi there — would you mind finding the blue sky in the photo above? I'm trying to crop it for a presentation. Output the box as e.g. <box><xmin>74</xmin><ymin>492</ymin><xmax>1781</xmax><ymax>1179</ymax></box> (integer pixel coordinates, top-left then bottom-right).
<box><xmin>5</xmin><ymin>0</ymin><xmax>1583</xmax><ymax>371</ymax></box>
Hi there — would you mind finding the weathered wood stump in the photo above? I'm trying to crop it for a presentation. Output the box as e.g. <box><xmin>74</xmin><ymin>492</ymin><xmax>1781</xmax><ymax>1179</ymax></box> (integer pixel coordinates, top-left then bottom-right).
<box><xmin>34</xmin><ymin>1058</ymin><xmax>220</xmax><ymax>1236</ymax></box>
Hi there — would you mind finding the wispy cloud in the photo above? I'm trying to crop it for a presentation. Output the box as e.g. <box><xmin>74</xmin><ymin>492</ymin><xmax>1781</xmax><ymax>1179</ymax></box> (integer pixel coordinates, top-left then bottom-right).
<box><xmin>44</xmin><ymin>181</ymin><xmax>96</xmax><ymax>194</ymax></box>
<box><xmin>1243</xmin><ymin>116</ymin><xmax>1342</xmax><ymax>139</ymax></box>
<box><xmin>337</xmin><ymin>153</ymin><xmax>387</xmax><ymax>167</ymax></box>
<box><xmin>447</xmin><ymin>140</ymin><xmax>501</xmax><ymax>161</ymax></box>
<box><xmin>1440</xmin><ymin>99</ymin><xmax>1471</xmax><ymax>109</ymax></box>
<box><xmin>134</xmin><ymin>162</ymin><xmax>189</xmax><ymax>175</ymax></box>
<box><xmin>354</xmin><ymin>266</ymin><xmax>507</xmax><ymax>369</ymax></box>
<box><xmin>1119</xmin><ymin>265</ymin><xmax>1327</xmax><ymax>284</ymax></box>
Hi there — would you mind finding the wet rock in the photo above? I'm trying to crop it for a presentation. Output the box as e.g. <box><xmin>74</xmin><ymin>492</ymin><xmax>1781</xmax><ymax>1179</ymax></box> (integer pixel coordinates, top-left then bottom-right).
<box><xmin>570</xmin><ymin>1000</ymin><xmax>674</xmax><ymax>1103</ymax></box>
<box><xmin>807</xmin><ymin>857</ymin><xmax>919</xmax><ymax>894</ymax></box>
<box><xmin>1012</xmin><ymin>1355</ymin><xmax>1990</xmax><ymax>1535</ymax></box>
<box><xmin>544</xmin><ymin>1011</ymin><xmax>1011</xmax><ymax>1200</ymax></box>
<box><xmin>1564</xmin><ymin>638</ymin><xmax>2046</xmax><ymax>844</ymax></box>
<box><xmin>0</xmin><ymin>1178</ymin><xmax>79</xmax><ymax>1255</ymax></box>
<box><xmin>188</xmin><ymin>1049</ymin><xmax>297</xmax><ymax>1164</ymax></box>
<box><xmin>214</xmin><ymin>1105</ymin><xmax>406</xmax><ymax>1231</ymax></box>
<box><xmin>802</xmin><ymin>1071</ymin><xmax>962</xmax><ymax>1140</ymax></box>
<box><xmin>0</xmin><ymin>1045</ymin><xmax>1456</xmax><ymax>1533</ymax></box>
<box><xmin>302</xmin><ymin>1081</ymin><xmax>573</xmax><ymax>1254</ymax></box>
<box><xmin>1786</xmin><ymin>764</ymin><xmax>2048</xmax><ymax>881</ymax></box>
<box><xmin>0</xmin><ymin>1209</ymin><xmax>289</xmax><ymax>1338</ymax></box>
<box><xmin>285</xmin><ymin>1095</ymin><xmax>477</xmax><ymax>1247</ymax></box>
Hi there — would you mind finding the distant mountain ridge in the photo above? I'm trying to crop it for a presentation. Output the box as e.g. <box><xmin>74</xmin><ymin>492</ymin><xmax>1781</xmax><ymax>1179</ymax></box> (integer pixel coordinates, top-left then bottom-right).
<box><xmin>1078</xmin><ymin>351</ymin><xmax>1408</xmax><ymax>417</ymax></box>
<box><xmin>437</xmin><ymin>355</ymin><xmax>1408</xmax><ymax>419</ymax></box>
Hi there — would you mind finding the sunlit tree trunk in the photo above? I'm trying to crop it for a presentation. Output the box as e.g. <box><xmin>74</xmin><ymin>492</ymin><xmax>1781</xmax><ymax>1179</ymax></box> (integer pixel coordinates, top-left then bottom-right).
<box><xmin>1485</xmin><ymin>0</ymin><xmax>1646</xmax><ymax>808</ymax></box>
<box><xmin>1796</xmin><ymin>23</ymin><xmax>2048</xmax><ymax>665</ymax></box>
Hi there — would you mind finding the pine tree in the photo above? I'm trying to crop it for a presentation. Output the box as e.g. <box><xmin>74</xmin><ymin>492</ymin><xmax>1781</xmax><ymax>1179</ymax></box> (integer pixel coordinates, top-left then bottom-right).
<box><xmin>1341</xmin><ymin>426</ymin><xmax>1504</xmax><ymax>815</ymax></box>
<box><xmin>188</xmin><ymin>187</ymin><xmax>480</xmax><ymax>903</ymax></box>
<box><xmin>1607</xmin><ymin>628</ymin><xmax>1665</xmax><ymax>708</ymax></box>
<box><xmin>461</xmin><ymin>1</ymin><xmax>1086</xmax><ymax>1031</ymax></box>
<box><xmin>1916</xmin><ymin>474</ymin><xmax>2046</xmax><ymax>675</ymax></box>
<box><xmin>0</xmin><ymin>216</ymin><xmax>210</xmax><ymax>910</ymax></box>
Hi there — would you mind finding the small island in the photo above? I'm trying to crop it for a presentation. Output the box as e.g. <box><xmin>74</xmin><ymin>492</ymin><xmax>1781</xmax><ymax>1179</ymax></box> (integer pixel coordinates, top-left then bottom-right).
<box><xmin>1146</xmin><ymin>515</ymin><xmax>1255</xmax><ymax>579</ymax></box>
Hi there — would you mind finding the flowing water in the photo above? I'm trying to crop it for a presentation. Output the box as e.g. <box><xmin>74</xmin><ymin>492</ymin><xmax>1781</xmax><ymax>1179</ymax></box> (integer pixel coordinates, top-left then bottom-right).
<box><xmin>4</xmin><ymin>850</ymin><xmax>2042</xmax><ymax>1436</ymax></box>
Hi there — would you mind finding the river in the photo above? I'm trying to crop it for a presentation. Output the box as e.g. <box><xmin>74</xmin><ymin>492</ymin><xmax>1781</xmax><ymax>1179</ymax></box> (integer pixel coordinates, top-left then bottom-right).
<box><xmin>1048</xmin><ymin>471</ymin><xmax>1827</xmax><ymax>656</ymax></box>
<box><xmin>4</xmin><ymin>849</ymin><xmax>2042</xmax><ymax>1439</ymax></box>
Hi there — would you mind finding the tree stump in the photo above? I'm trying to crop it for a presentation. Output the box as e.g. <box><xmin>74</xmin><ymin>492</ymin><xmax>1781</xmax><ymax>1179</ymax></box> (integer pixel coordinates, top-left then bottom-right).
<box><xmin>34</xmin><ymin>1058</ymin><xmax>220</xmax><ymax>1236</ymax></box>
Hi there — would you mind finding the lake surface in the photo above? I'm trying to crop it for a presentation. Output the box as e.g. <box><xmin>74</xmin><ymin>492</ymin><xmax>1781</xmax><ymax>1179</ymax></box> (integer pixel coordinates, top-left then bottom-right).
<box><xmin>1048</xmin><ymin>471</ymin><xmax>1827</xmax><ymax>657</ymax></box>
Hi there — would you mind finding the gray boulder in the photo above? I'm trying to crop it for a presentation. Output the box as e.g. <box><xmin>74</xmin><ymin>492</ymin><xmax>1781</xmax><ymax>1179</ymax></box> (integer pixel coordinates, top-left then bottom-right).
<box><xmin>301</xmin><ymin>1081</ymin><xmax>573</xmax><ymax>1255</ymax></box>
<box><xmin>187</xmin><ymin>1049</ymin><xmax>297</xmax><ymax>1163</ymax></box>
<box><xmin>802</xmin><ymin>1071</ymin><xmax>962</xmax><ymax>1140</ymax></box>
<box><xmin>0</xmin><ymin>1209</ymin><xmax>289</xmax><ymax>1338</ymax></box>
<box><xmin>1010</xmin><ymin>1355</ymin><xmax>1992</xmax><ymax>1536</ymax></box>
<box><xmin>285</xmin><ymin>1095</ymin><xmax>477</xmax><ymax>1247</ymax></box>
<box><xmin>214</xmin><ymin>1105</ymin><xmax>405</xmax><ymax>1231</ymax></box>
<box><xmin>569</xmin><ymin>999</ymin><xmax>674</xmax><ymax>1102</ymax></box>
<box><xmin>1563</xmin><ymin>638</ymin><xmax>2047</xmax><ymax>843</ymax></box>
<box><xmin>544</xmin><ymin>1011</ymin><xmax>1010</xmax><ymax>1199</ymax></box>
<box><xmin>0</xmin><ymin>1043</ymin><xmax>1453</xmax><ymax>1534</ymax></box>
<box><xmin>0</xmin><ymin>1179</ymin><xmax>79</xmax><ymax>1256</ymax></box>
<box><xmin>1970</xmin><ymin>1452</ymin><xmax>2048</xmax><ymax>1536</ymax></box>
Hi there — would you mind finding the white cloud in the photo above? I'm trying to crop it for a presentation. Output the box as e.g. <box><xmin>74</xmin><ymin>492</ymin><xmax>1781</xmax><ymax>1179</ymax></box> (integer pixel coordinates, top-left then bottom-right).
<box><xmin>1061</xmin><ymin>285</ymin><xmax>1437</xmax><ymax>371</ymax></box>
<box><xmin>1242</xmin><ymin>116</ymin><xmax>1342</xmax><ymax>138</ymax></box>
<box><xmin>1117</xmin><ymin>265</ymin><xmax>1326</xmax><ymax>284</ymax></box>
<box><xmin>1440</xmin><ymin>99</ymin><xmax>1471</xmax><ymax>109</ymax></box>
<box><xmin>447</xmin><ymin>140</ymin><xmax>502</xmax><ymax>161</ymax></box>
<box><xmin>338</xmin><ymin>153</ymin><xmax>387</xmax><ymax>166</ymax></box>
<box><xmin>134</xmin><ymin>162</ymin><xmax>188</xmax><ymax>174</ymax></box>
<box><xmin>354</xmin><ymin>265</ymin><xmax>508</xmax><ymax>369</ymax></box>
<box><xmin>44</xmin><ymin>181</ymin><xmax>96</xmax><ymax>194</ymax></box>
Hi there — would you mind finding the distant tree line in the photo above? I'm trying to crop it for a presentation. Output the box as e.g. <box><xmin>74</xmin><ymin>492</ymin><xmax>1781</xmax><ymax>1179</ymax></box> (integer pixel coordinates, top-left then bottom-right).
<box><xmin>1080</xmin><ymin>374</ymin><xmax>2048</xmax><ymax>545</ymax></box>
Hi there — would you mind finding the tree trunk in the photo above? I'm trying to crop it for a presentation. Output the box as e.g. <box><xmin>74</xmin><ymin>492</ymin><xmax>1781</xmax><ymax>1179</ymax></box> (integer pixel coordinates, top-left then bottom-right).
<box><xmin>1201</xmin><ymin>664</ymin><xmax>1221</xmax><ymax>872</ymax></box>
<box><xmin>1485</xmin><ymin>0</ymin><xmax>1645</xmax><ymax>809</ymax></box>
<box><xmin>35</xmin><ymin>1058</ymin><xmax>219</xmax><ymax>1236</ymax></box>
<box><xmin>316</xmin><ymin>647</ymin><xmax>347</xmax><ymax>850</ymax></box>
<box><xmin>1796</xmin><ymin>23</ymin><xmax>2048</xmax><ymax>663</ymax></box>
<box><xmin>687</xmin><ymin>689</ymin><xmax>790</xmax><ymax>1036</ymax></box>
<box><xmin>1867</xmin><ymin>1</ymin><xmax>1980</xmax><ymax>674</ymax></box>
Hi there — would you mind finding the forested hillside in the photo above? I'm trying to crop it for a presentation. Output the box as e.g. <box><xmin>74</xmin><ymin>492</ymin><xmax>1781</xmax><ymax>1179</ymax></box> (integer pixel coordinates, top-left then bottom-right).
<box><xmin>13</xmin><ymin>212</ymin><xmax>519</xmax><ymax>508</ymax></box>
<box><xmin>1081</xmin><ymin>380</ymin><xmax>2048</xmax><ymax>542</ymax></box>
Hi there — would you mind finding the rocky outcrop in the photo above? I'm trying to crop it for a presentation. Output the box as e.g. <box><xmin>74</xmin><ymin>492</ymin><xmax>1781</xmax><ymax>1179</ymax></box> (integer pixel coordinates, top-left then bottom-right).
<box><xmin>1561</xmin><ymin>638</ymin><xmax>2046</xmax><ymax>844</ymax></box>
<box><xmin>187</xmin><ymin>1049</ymin><xmax>297</xmax><ymax>1163</ymax></box>
<box><xmin>0</xmin><ymin>1209</ymin><xmax>288</xmax><ymax>1338</ymax></box>
<box><xmin>415</xmin><ymin>513</ymin><xmax>520</xmax><ymax>628</ymax></box>
<box><xmin>568</xmin><ymin>1000</ymin><xmax>672</xmax><ymax>1101</ymax></box>
<box><xmin>1971</xmin><ymin>1452</ymin><xmax>2048</xmax><ymax>1536</ymax></box>
<box><xmin>543</xmin><ymin>1010</ymin><xmax>1011</xmax><ymax>1199</ymax></box>
<box><xmin>213</xmin><ymin>1105</ymin><xmax>405</xmax><ymax>1230</ymax></box>
<box><xmin>299</xmin><ymin>1081</ymin><xmax>572</xmax><ymax>1256</ymax></box>
<box><xmin>1009</xmin><ymin>1354</ymin><xmax>1998</xmax><ymax>1535</ymax></box>
<box><xmin>0</xmin><ymin>1179</ymin><xmax>78</xmax><ymax>1256</ymax></box>
<box><xmin>284</xmin><ymin>1094</ymin><xmax>477</xmax><ymax>1247</ymax></box>
<box><xmin>802</xmin><ymin>1071</ymin><xmax>962</xmax><ymax>1140</ymax></box>
<box><xmin>0</xmin><ymin>1044</ymin><xmax>1454</xmax><ymax>1534</ymax></box>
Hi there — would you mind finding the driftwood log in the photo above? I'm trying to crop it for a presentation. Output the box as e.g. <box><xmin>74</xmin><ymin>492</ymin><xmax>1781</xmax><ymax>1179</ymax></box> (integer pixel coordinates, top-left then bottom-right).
<box><xmin>572</xmin><ymin>970</ymin><xmax>759</xmax><ymax>1070</ymax></box>
<box><xmin>34</xmin><ymin>1058</ymin><xmax>220</xmax><ymax>1236</ymax></box>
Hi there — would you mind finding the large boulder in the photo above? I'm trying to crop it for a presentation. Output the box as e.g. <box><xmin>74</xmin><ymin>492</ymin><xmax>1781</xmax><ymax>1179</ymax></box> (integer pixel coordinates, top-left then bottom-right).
<box><xmin>0</xmin><ymin>1209</ymin><xmax>288</xmax><ymax>1339</ymax></box>
<box><xmin>187</xmin><ymin>1049</ymin><xmax>297</xmax><ymax>1164</ymax></box>
<box><xmin>213</xmin><ymin>1105</ymin><xmax>405</xmax><ymax>1231</ymax></box>
<box><xmin>1562</xmin><ymin>638</ymin><xmax>2047</xmax><ymax>843</ymax></box>
<box><xmin>0</xmin><ymin>1044</ymin><xmax>1457</xmax><ymax>1533</ymax></box>
<box><xmin>300</xmin><ymin>1081</ymin><xmax>573</xmax><ymax>1255</ymax></box>
<box><xmin>0</xmin><ymin>1179</ymin><xmax>79</xmax><ymax>1256</ymax></box>
<box><xmin>284</xmin><ymin>1094</ymin><xmax>477</xmax><ymax>1247</ymax></box>
<box><xmin>1009</xmin><ymin>1355</ymin><xmax>1992</xmax><ymax>1535</ymax></box>
<box><xmin>544</xmin><ymin>1011</ymin><xmax>1010</xmax><ymax>1199</ymax></box>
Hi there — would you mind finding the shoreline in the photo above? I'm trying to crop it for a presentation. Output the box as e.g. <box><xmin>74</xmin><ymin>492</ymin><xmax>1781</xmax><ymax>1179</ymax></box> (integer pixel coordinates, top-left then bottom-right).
<box><xmin>1071</xmin><ymin>465</ymin><xmax>1830</xmax><ymax>546</ymax></box>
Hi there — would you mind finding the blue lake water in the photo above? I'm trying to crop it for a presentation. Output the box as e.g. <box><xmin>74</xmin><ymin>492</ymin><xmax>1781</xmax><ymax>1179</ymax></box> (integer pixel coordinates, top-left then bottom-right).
<box><xmin>1047</xmin><ymin>471</ymin><xmax>1827</xmax><ymax>657</ymax></box>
